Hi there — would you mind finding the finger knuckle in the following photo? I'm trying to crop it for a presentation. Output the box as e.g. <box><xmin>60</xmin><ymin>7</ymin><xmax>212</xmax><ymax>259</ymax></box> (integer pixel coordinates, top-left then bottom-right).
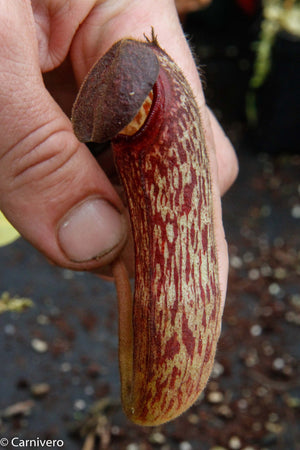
<box><xmin>2</xmin><ymin>118</ymin><xmax>79</xmax><ymax>194</ymax></box>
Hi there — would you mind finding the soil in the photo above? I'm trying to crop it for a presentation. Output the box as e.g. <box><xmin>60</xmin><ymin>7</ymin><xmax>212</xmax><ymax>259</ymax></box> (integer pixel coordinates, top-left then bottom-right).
<box><xmin>0</xmin><ymin>4</ymin><xmax>299</xmax><ymax>450</ymax></box>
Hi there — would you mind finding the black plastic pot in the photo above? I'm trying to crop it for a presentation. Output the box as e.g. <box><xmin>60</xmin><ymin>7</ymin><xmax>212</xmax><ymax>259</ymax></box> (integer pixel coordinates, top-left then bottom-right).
<box><xmin>254</xmin><ymin>30</ymin><xmax>300</xmax><ymax>153</ymax></box>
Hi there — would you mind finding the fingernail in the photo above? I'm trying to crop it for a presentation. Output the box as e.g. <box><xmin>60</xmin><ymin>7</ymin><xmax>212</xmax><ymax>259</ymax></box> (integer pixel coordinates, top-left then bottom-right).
<box><xmin>58</xmin><ymin>198</ymin><xmax>126</xmax><ymax>262</ymax></box>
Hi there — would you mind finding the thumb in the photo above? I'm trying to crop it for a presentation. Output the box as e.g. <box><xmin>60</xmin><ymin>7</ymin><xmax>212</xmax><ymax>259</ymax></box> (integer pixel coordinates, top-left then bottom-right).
<box><xmin>0</xmin><ymin>1</ymin><xmax>127</xmax><ymax>270</ymax></box>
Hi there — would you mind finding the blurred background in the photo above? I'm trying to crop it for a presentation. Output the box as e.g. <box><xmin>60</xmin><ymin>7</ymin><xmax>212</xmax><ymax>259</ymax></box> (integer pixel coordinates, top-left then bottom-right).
<box><xmin>0</xmin><ymin>1</ymin><xmax>299</xmax><ymax>449</ymax></box>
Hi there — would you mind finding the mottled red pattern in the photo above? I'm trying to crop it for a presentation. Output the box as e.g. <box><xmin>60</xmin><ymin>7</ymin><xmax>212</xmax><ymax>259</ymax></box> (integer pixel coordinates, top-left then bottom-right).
<box><xmin>113</xmin><ymin>41</ymin><xmax>222</xmax><ymax>425</ymax></box>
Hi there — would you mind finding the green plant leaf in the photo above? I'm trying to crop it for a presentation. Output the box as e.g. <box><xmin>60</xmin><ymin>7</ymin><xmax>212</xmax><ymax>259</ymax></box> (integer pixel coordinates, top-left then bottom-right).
<box><xmin>0</xmin><ymin>211</ymin><xmax>20</xmax><ymax>247</ymax></box>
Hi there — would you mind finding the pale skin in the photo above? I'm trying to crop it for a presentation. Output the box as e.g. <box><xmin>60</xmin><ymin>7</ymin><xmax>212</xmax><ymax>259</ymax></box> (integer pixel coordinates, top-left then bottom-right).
<box><xmin>0</xmin><ymin>0</ymin><xmax>238</xmax><ymax>313</ymax></box>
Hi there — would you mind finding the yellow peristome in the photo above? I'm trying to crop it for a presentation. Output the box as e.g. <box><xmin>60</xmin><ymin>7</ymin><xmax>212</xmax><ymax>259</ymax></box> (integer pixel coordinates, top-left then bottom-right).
<box><xmin>0</xmin><ymin>211</ymin><xmax>20</xmax><ymax>247</ymax></box>
<box><xmin>120</xmin><ymin>91</ymin><xmax>153</xmax><ymax>136</ymax></box>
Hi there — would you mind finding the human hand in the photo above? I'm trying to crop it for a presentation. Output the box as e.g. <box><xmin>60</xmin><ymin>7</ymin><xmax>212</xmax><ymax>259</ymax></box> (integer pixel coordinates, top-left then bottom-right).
<box><xmin>0</xmin><ymin>0</ymin><xmax>237</xmax><ymax>311</ymax></box>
